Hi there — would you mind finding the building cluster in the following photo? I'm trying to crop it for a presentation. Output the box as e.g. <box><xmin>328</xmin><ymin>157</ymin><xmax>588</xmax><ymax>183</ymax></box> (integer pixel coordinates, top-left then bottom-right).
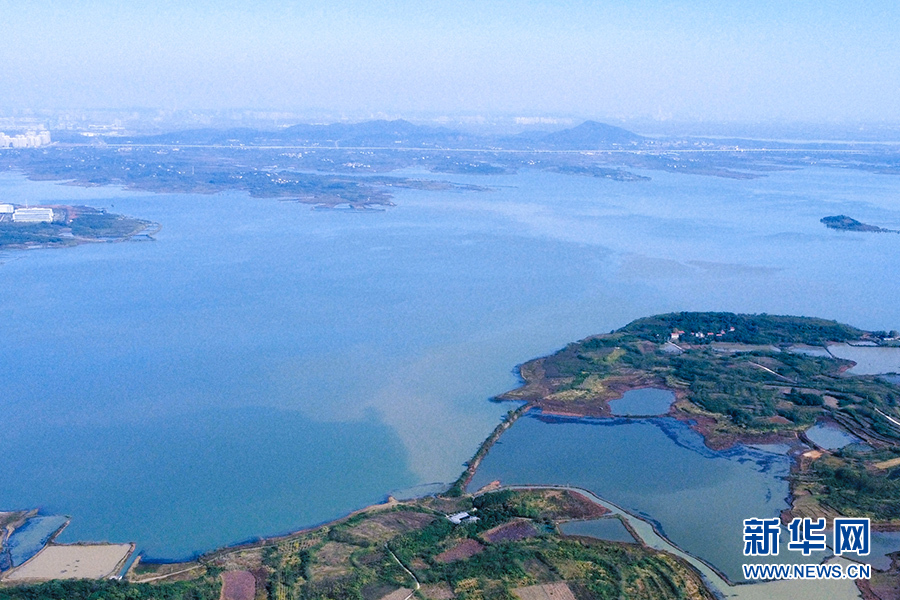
<box><xmin>0</xmin><ymin>131</ymin><xmax>52</xmax><ymax>148</ymax></box>
<box><xmin>0</xmin><ymin>204</ymin><xmax>55</xmax><ymax>223</ymax></box>
<box><xmin>670</xmin><ymin>326</ymin><xmax>736</xmax><ymax>341</ymax></box>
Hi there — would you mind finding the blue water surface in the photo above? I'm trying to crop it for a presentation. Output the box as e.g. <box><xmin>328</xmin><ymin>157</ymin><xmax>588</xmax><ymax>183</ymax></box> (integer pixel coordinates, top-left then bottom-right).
<box><xmin>1</xmin><ymin>163</ymin><xmax>900</xmax><ymax>559</ymax></box>
<box><xmin>469</xmin><ymin>413</ymin><xmax>794</xmax><ymax>582</ymax></box>
<box><xmin>608</xmin><ymin>388</ymin><xmax>675</xmax><ymax>416</ymax></box>
<box><xmin>805</xmin><ymin>422</ymin><xmax>862</xmax><ymax>450</ymax></box>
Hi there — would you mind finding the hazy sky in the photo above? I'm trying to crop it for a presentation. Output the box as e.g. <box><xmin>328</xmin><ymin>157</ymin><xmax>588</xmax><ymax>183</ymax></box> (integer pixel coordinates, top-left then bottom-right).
<box><xmin>2</xmin><ymin>1</ymin><xmax>899</xmax><ymax>122</ymax></box>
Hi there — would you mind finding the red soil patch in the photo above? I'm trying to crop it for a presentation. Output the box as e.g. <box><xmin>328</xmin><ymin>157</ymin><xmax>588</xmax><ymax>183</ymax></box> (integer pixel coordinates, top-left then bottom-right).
<box><xmin>220</xmin><ymin>570</ymin><xmax>255</xmax><ymax>600</ymax></box>
<box><xmin>560</xmin><ymin>491</ymin><xmax>610</xmax><ymax>519</ymax></box>
<box><xmin>434</xmin><ymin>539</ymin><xmax>483</xmax><ymax>563</ymax></box>
<box><xmin>482</xmin><ymin>520</ymin><xmax>538</xmax><ymax>543</ymax></box>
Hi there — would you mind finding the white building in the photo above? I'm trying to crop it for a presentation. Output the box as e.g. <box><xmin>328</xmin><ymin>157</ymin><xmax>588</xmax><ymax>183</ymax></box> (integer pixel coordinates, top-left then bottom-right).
<box><xmin>13</xmin><ymin>207</ymin><xmax>54</xmax><ymax>223</ymax></box>
<box><xmin>0</xmin><ymin>131</ymin><xmax>51</xmax><ymax>148</ymax></box>
<box><xmin>447</xmin><ymin>511</ymin><xmax>480</xmax><ymax>525</ymax></box>
<box><xmin>0</xmin><ymin>204</ymin><xmax>14</xmax><ymax>214</ymax></box>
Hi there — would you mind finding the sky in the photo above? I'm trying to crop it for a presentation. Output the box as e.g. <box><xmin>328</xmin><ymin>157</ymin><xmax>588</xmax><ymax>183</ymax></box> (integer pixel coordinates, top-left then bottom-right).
<box><xmin>2</xmin><ymin>0</ymin><xmax>899</xmax><ymax>123</ymax></box>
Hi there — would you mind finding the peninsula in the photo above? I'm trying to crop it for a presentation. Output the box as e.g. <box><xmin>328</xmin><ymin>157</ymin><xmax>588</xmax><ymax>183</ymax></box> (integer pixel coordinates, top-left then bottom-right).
<box><xmin>0</xmin><ymin>205</ymin><xmax>157</xmax><ymax>250</ymax></box>
<box><xmin>495</xmin><ymin>313</ymin><xmax>900</xmax><ymax>524</ymax></box>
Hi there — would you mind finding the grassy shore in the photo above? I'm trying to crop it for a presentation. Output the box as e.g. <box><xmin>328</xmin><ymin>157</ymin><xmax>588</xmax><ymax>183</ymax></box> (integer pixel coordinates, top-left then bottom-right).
<box><xmin>119</xmin><ymin>489</ymin><xmax>712</xmax><ymax>600</ymax></box>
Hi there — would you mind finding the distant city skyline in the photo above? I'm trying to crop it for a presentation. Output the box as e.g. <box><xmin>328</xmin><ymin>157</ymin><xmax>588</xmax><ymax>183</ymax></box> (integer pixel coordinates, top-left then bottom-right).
<box><xmin>2</xmin><ymin>1</ymin><xmax>899</xmax><ymax>124</ymax></box>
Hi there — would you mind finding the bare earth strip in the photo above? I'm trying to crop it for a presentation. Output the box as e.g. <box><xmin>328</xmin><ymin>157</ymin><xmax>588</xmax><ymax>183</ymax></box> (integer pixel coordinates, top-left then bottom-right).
<box><xmin>220</xmin><ymin>570</ymin><xmax>256</xmax><ymax>600</ymax></box>
<box><xmin>874</xmin><ymin>457</ymin><xmax>900</xmax><ymax>470</ymax></box>
<box><xmin>513</xmin><ymin>582</ymin><xmax>577</xmax><ymax>600</ymax></box>
<box><xmin>434</xmin><ymin>539</ymin><xmax>483</xmax><ymax>564</ymax></box>
<box><xmin>3</xmin><ymin>543</ymin><xmax>133</xmax><ymax>581</ymax></box>
<box><xmin>378</xmin><ymin>587</ymin><xmax>414</xmax><ymax>600</ymax></box>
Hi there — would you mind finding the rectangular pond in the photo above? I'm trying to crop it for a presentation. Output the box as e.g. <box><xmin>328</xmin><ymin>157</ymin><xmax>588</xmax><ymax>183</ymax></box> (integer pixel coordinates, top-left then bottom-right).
<box><xmin>608</xmin><ymin>388</ymin><xmax>675</xmax><ymax>417</ymax></box>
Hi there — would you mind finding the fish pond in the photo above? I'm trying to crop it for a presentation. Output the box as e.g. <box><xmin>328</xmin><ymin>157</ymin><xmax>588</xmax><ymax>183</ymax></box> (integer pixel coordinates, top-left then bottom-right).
<box><xmin>608</xmin><ymin>387</ymin><xmax>675</xmax><ymax>416</ymax></box>
<box><xmin>804</xmin><ymin>421</ymin><xmax>864</xmax><ymax>451</ymax></box>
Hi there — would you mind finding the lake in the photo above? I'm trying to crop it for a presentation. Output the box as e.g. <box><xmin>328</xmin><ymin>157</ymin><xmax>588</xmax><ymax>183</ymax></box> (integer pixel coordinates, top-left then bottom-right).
<box><xmin>1</xmin><ymin>162</ymin><xmax>900</xmax><ymax>560</ymax></box>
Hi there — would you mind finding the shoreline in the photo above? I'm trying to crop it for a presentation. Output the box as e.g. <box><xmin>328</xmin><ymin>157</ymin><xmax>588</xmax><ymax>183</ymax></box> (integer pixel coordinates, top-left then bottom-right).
<box><xmin>121</xmin><ymin>479</ymin><xmax>863</xmax><ymax>600</ymax></box>
<box><xmin>0</xmin><ymin>368</ymin><xmax>882</xmax><ymax>569</ymax></box>
<box><xmin>447</xmin><ymin>403</ymin><xmax>532</xmax><ymax>496</ymax></box>
<box><xmin>119</xmin><ymin>404</ymin><xmax>790</xmax><ymax>584</ymax></box>
<box><xmin>1</xmin><ymin>515</ymin><xmax>135</xmax><ymax>584</ymax></box>
<box><xmin>4</xmin><ymin>313</ymin><xmax>899</xmax><ymax>596</ymax></box>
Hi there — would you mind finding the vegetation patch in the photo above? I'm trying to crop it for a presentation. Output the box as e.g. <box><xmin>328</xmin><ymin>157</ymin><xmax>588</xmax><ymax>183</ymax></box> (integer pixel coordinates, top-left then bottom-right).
<box><xmin>0</xmin><ymin>578</ymin><xmax>220</xmax><ymax>600</ymax></box>
<box><xmin>512</xmin><ymin>582</ymin><xmax>576</xmax><ymax>600</ymax></box>
<box><xmin>481</xmin><ymin>521</ymin><xmax>538</xmax><ymax>544</ymax></box>
<box><xmin>434</xmin><ymin>540</ymin><xmax>484</xmax><ymax>564</ymax></box>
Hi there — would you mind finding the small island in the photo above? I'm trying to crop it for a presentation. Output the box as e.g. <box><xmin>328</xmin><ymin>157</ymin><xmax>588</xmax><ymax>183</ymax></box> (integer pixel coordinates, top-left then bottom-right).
<box><xmin>0</xmin><ymin>204</ymin><xmax>158</xmax><ymax>250</ymax></box>
<box><xmin>821</xmin><ymin>215</ymin><xmax>897</xmax><ymax>233</ymax></box>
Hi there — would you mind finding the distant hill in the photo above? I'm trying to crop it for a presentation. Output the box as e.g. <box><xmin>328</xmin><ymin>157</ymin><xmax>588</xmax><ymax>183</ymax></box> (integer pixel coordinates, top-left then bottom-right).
<box><xmin>540</xmin><ymin>120</ymin><xmax>644</xmax><ymax>149</ymax></box>
<box><xmin>124</xmin><ymin>127</ymin><xmax>272</xmax><ymax>145</ymax></box>
<box><xmin>279</xmin><ymin>119</ymin><xmax>475</xmax><ymax>147</ymax></box>
<box><xmin>127</xmin><ymin>120</ymin><xmax>475</xmax><ymax>148</ymax></box>
<box><xmin>112</xmin><ymin>119</ymin><xmax>645</xmax><ymax>151</ymax></box>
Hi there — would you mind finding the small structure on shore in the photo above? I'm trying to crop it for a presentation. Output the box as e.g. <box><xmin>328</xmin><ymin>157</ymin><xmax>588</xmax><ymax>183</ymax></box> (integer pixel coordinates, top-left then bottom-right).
<box><xmin>446</xmin><ymin>510</ymin><xmax>479</xmax><ymax>525</ymax></box>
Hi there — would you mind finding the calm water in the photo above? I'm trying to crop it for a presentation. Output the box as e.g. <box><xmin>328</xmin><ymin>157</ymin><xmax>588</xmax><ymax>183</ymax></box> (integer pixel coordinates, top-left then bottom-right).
<box><xmin>2</xmin><ymin>163</ymin><xmax>900</xmax><ymax>559</ymax></box>
<box><xmin>869</xmin><ymin>531</ymin><xmax>900</xmax><ymax>571</ymax></box>
<box><xmin>827</xmin><ymin>344</ymin><xmax>900</xmax><ymax>374</ymax></box>
<box><xmin>788</xmin><ymin>345</ymin><xmax>832</xmax><ymax>358</ymax></box>
<box><xmin>468</xmin><ymin>413</ymin><xmax>818</xmax><ymax>582</ymax></box>
<box><xmin>608</xmin><ymin>387</ymin><xmax>675</xmax><ymax>416</ymax></box>
<box><xmin>804</xmin><ymin>421</ymin><xmax>862</xmax><ymax>450</ymax></box>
